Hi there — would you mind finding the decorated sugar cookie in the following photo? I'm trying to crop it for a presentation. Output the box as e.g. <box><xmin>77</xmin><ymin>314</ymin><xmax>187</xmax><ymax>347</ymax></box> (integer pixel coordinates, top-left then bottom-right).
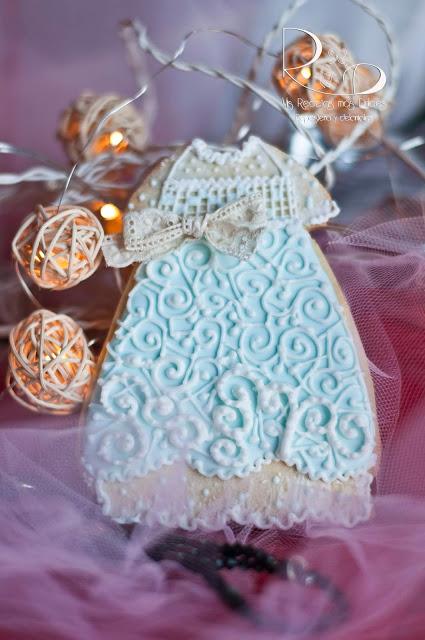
<box><xmin>83</xmin><ymin>137</ymin><xmax>377</xmax><ymax>529</ymax></box>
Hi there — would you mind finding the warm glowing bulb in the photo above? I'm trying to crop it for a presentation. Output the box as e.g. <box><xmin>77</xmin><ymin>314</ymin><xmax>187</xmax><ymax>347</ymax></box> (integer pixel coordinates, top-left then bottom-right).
<box><xmin>109</xmin><ymin>130</ymin><xmax>124</xmax><ymax>147</ymax></box>
<box><xmin>100</xmin><ymin>203</ymin><xmax>121</xmax><ymax>221</ymax></box>
<box><xmin>55</xmin><ymin>256</ymin><xmax>69</xmax><ymax>270</ymax></box>
<box><xmin>34</xmin><ymin>249</ymin><xmax>45</xmax><ymax>263</ymax></box>
<box><xmin>301</xmin><ymin>67</ymin><xmax>312</xmax><ymax>80</ymax></box>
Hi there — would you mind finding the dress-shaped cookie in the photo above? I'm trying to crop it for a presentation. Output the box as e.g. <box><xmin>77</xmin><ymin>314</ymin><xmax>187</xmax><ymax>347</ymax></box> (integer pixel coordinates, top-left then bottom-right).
<box><xmin>84</xmin><ymin>137</ymin><xmax>377</xmax><ymax>529</ymax></box>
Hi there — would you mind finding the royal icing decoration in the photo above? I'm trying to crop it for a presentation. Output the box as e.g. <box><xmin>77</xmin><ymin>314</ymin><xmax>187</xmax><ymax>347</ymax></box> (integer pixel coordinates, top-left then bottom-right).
<box><xmin>102</xmin><ymin>137</ymin><xmax>339</xmax><ymax>269</ymax></box>
<box><xmin>84</xmin><ymin>137</ymin><xmax>375</xmax><ymax>529</ymax></box>
<box><xmin>85</xmin><ymin>219</ymin><xmax>375</xmax><ymax>485</ymax></box>
<box><xmin>122</xmin><ymin>194</ymin><xmax>268</xmax><ymax>265</ymax></box>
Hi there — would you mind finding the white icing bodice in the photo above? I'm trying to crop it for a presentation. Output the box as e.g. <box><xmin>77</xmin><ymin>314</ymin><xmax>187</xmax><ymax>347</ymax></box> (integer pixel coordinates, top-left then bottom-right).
<box><xmin>142</xmin><ymin>137</ymin><xmax>339</xmax><ymax>226</ymax></box>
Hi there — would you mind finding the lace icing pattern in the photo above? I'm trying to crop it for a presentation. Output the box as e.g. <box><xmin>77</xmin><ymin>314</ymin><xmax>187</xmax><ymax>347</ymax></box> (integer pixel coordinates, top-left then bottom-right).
<box><xmin>123</xmin><ymin>194</ymin><xmax>268</xmax><ymax>263</ymax></box>
<box><xmin>191</xmin><ymin>137</ymin><xmax>261</xmax><ymax>165</ymax></box>
<box><xmin>95</xmin><ymin>470</ymin><xmax>374</xmax><ymax>530</ymax></box>
<box><xmin>101</xmin><ymin>138</ymin><xmax>340</xmax><ymax>268</ymax></box>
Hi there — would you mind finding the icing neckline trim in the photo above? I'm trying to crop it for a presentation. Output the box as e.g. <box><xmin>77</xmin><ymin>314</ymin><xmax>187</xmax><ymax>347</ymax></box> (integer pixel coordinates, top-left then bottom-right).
<box><xmin>191</xmin><ymin>136</ymin><xmax>261</xmax><ymax>165</ymax></box>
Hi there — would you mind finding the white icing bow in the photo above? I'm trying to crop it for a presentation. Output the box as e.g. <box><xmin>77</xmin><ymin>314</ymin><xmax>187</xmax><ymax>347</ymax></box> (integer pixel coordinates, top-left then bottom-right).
<box><xmin>102</xmin><ymin>195</ymin><xmax>268</xmax><ymax>268</ymax></box>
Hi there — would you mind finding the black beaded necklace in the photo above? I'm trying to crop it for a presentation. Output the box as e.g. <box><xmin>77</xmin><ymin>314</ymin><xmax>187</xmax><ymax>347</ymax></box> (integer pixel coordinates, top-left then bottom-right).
<box><xmin>147</xmin><ymin>535</ymin><xmax>348</xmax><ymax>635</ymax></box>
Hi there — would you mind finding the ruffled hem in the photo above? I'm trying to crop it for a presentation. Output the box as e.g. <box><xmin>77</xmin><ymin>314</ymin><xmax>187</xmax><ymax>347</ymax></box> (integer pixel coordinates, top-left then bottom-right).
<box><xmin>93</xmin><ymin>461</ymin><xmax>373</xmax><ymax>531</ymax></box>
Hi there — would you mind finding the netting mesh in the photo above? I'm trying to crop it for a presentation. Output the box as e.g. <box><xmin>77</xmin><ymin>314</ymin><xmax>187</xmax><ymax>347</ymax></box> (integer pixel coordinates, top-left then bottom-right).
<box><xmin>320</xmin><ymin>200</ymin><xmax>425</xmax><ymax>498</ymax></box>
<box><xmin>0</xmin><ymin>198</ymin><xmax>425</xmax><ymax>638</ymax></box>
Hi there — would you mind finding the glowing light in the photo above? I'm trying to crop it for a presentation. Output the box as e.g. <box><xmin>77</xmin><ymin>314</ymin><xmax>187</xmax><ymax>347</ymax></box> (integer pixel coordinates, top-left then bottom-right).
<box><xmin>54</xmin><ymin>255</ymin><xmax>69</xmax><ymax>270</ymax></box>
<box><xmin>100</xmin><ymin>203</ymin><xmax>121</xmax><ymax>221</ymax></box>
<box><xmin>301</xmin><ymin>67</ymin><xmax>312</xmax><ymax>80</ymax></box>
<box><xmin>34</xmin><ymin>249</ymin><xmax>45</xmax><ymax>263</ymax></box>
<box><xmin>109</xmin><ymin>130</ymin><xmax>124</xmax><ymax>147</ymax></box>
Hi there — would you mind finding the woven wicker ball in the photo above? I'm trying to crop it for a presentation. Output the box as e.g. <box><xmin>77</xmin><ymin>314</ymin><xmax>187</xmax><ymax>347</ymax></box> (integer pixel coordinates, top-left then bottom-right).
<box><xmin>273</xmin><ymin>33</ymin><xmax>386</xmax><ymax>148</ymax></box>
<box><xmin>7</xmin><ymin>309</ymin><xmax>95</xmax><ymax>415</ymax></box>
<box><xmin>57</xmin><ymin>91</ymin><xmax>148</xmax><ymax>162</ymax></box>
<box><xmin>12</xmin><ymin>205</ymin><xmax>104</xmax><ymax>290</ymax></box>
<box><xmin>272</xmin><ymin>33</ymin><xmax>355</xmax><ymax>112</ymax></box>
<box><xmin>317</xmin><ymin>65</ymin><xmax>385</xmax><ymax>147</ymax></box>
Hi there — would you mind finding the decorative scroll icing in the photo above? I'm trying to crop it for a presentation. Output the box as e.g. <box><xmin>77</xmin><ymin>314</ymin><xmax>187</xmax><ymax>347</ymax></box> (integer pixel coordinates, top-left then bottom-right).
<box><xmin>85</xmin><ymin>219</ymin><xmax>375</xmax><ymax>486</ymax></box>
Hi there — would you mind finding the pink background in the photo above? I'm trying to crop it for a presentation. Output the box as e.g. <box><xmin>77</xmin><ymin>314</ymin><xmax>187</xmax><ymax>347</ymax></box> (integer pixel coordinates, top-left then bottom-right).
<box><xmin>1</xmin><ymin>4</ymin><xmax>425</xmax><ymax>638</ymax></box>
<box><xmin>0</xmin><ymin>0</ymin><xmax>424</xmax><ymax>163</ymax></box>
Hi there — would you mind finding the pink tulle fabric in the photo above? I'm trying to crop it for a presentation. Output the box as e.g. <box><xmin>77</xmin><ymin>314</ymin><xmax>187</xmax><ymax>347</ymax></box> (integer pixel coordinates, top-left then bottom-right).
<box><xmin>1</xmin><ymin>197</ymin><xmax>425</xmax><ymax>639</ymax></box>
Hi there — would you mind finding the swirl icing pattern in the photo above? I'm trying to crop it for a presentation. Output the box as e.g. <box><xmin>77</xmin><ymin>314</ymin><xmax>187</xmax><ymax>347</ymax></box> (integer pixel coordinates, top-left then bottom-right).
<box><xmin>85</xmin><ymin>219</ymin><xmax>375</xmax><ymax>483</ymax></box>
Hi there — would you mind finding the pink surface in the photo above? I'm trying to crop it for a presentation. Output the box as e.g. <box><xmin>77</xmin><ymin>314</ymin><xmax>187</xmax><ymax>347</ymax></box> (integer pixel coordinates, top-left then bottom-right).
<box><xmin>1</xmin><ymin>3</ymin><xmax>425</xmax><ymax>636</ymax></box>
<box><xmin>0</xmin><ymin>204</ymin><xmax>425</xmax><ymax>638</ymax></box>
